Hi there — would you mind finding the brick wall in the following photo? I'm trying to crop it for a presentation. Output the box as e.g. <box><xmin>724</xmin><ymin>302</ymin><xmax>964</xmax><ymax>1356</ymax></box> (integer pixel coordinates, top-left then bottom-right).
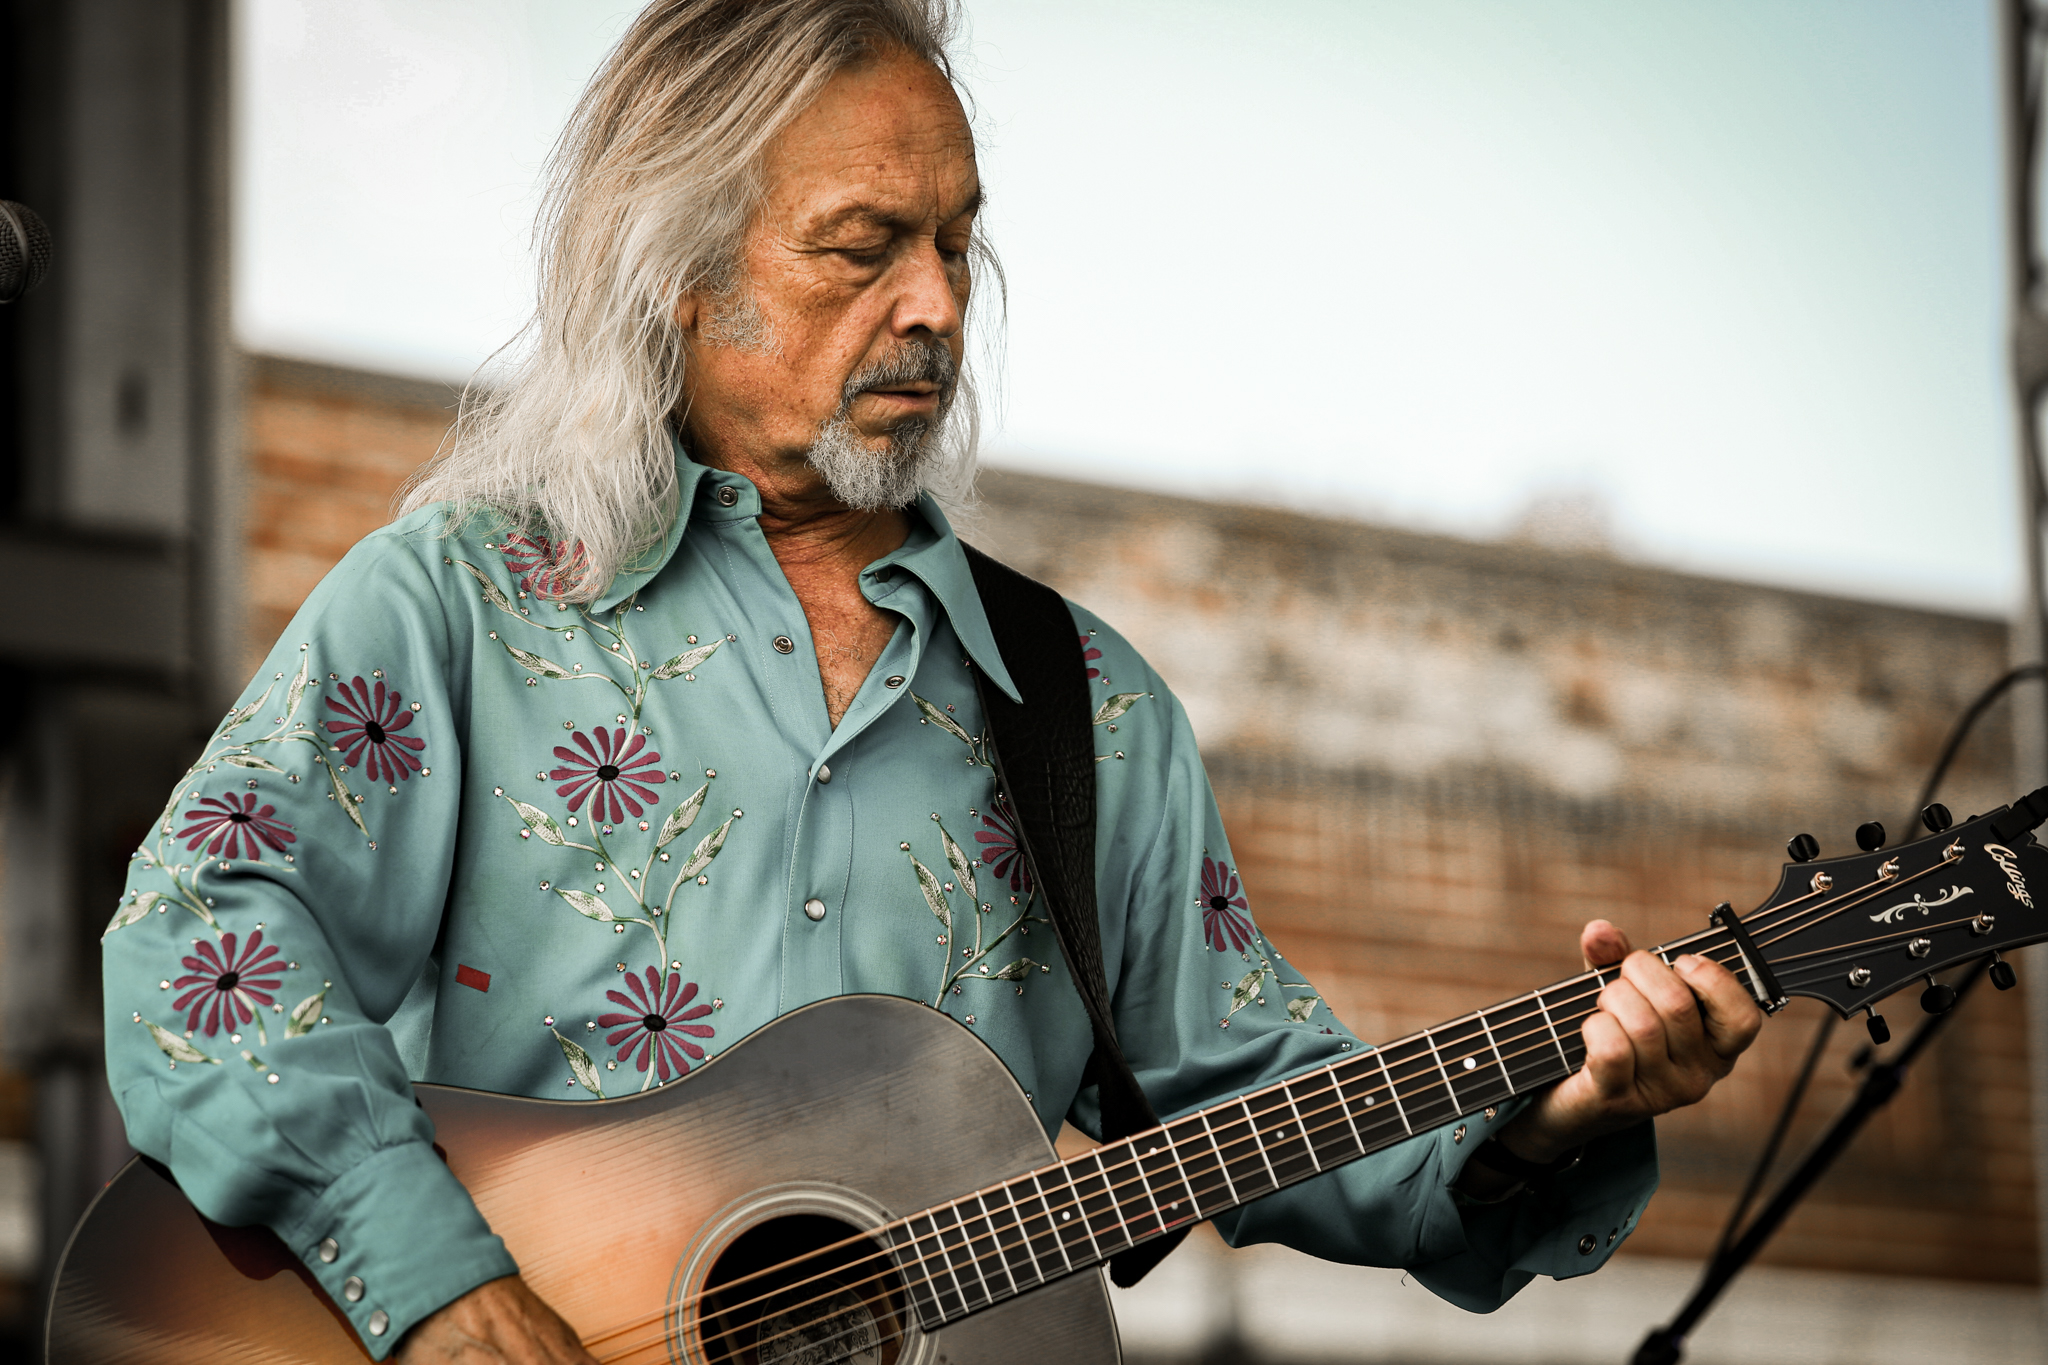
<box><xmin>244</xmin><ymin>354</ymin><xmax>2038</xmax><ymax>1286</ymax></box>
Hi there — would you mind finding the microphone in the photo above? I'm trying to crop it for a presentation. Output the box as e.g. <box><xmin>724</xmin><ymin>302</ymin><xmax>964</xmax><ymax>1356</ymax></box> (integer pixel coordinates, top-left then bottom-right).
<box><xmin>0</xmin><ymin>201</ymin><xmax>52</xmax><ymax>303</ymax></box>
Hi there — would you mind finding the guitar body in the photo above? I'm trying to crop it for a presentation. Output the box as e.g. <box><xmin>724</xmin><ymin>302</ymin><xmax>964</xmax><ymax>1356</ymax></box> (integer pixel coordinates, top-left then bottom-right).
<box><xmin>45</xmin><ymin>995</ymin><xmax>1120</xmax><ymax>1365</ymax></box>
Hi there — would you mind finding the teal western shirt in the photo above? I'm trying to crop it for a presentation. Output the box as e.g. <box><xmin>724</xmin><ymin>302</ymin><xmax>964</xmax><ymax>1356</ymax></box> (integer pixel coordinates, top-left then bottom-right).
<box><xmin>103</xmin><ymin>453</ymin><xmax>1656</xmax><ymax>1356</ymax></box>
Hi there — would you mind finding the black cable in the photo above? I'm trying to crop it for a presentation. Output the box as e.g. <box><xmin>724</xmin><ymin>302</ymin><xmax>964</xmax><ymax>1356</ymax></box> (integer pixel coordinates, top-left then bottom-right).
<box><xmin>1907</xmin><ymin>664</ymin><xmax>2044</xmax><ymax>830</ymax></box>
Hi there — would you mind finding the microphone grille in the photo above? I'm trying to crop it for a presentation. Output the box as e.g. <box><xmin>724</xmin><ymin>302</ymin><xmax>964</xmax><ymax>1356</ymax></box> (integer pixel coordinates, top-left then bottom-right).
<box><xmin>0</xmin><ymin>200</ymin><xmax>53</xmax><ymax>304</ymax></box>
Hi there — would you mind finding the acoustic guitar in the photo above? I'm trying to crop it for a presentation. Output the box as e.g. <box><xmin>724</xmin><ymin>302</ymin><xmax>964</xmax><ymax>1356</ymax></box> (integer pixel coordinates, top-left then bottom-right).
<box><xmin>45</xmin><ymin>794</ymin><xmax>2048</xmax><ymax>1364</ymax></box>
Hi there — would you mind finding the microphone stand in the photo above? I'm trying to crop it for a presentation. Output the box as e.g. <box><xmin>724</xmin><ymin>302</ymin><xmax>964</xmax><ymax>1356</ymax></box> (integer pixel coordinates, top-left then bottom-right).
<box><xmin>1630</xmin><ymin>957</ymin><xmax>1991</xmax><ymax>1365</ymax></box>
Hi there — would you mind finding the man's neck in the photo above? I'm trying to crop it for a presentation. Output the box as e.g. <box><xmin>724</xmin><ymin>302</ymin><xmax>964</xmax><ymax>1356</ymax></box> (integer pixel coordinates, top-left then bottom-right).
<box><xmin>694</xmin><ymin>443</ymin><xmax>911</xmax><ymax>726</ymax></box>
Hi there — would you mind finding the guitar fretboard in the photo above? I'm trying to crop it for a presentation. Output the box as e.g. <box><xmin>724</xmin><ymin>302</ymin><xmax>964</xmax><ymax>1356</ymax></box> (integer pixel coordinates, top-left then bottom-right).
<box><xmin>885</xmin><ymin>925</ymin><xmax>1740</xmax><ymax>1328</ymax></box>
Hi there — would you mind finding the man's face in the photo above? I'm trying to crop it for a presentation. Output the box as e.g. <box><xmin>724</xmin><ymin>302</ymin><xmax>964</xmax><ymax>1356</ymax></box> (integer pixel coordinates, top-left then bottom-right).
<box><xmin>680</xmin><ymin>48</ymin><xmax>978</xmax><ymax>502</ymax></box>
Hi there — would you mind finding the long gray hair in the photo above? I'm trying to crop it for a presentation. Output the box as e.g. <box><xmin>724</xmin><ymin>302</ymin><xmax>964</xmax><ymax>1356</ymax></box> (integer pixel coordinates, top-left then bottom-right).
<box><xmin>400</xmin><ymin>0</ymin><xmax>993</xmax><ymax>602</ymax></box>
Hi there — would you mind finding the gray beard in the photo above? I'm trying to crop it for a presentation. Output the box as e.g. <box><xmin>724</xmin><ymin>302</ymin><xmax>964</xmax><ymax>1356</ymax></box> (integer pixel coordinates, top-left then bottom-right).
<box><xmin>803</xmin><ymin>343</ymin><xmax>957</xmax><ymax>512</ymax></box>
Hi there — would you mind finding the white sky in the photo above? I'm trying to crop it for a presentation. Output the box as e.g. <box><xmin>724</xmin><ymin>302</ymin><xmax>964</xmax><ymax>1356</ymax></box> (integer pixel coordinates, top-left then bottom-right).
<box><xmin>236</xmin><ymin>0</ymin><xmax>2019</xmax><ymax>616</ymax></box>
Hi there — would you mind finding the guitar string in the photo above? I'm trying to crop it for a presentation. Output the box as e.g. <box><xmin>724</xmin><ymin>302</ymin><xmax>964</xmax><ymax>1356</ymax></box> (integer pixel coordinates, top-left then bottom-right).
<box><xmin>588</xmin><ymin>848</ymin><xmax>1932</xmax><ymax>1358</ymax></box>
<box><xmin>587</xmin><ymin>898</ymin><xmax>1849</xmax><ymax>1365</ymax></box>
<box><xmin>588</xmin><ymin>852</ymin><xmax>1971</xmax><ymax>1363</ymax></box>
<box><xmin>586</xmin><ymin>930</ymin><xmax>1766</xmax><ymax>1364</ymax></box>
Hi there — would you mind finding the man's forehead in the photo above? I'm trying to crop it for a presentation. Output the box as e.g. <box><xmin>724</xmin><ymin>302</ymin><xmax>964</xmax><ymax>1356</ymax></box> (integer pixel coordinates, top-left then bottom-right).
<box><xmin>804</xmin><ymin>181</ymin><xmax>983</xmax><ymax>235</ymax></box>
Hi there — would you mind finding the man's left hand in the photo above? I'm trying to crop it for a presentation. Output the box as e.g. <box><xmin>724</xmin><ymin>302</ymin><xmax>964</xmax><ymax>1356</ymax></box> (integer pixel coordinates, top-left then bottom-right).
<box><xmin>1477</xmin><ymin>919</ymin><xmax>1763</xmax><ymax>1179</ymax></box>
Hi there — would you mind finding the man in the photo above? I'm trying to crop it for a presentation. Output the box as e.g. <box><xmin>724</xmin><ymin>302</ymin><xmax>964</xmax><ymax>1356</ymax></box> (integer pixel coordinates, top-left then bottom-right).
<box><xmin>103</xmin><ymin>2</ymin><xmax>1759</xmax><ymax>1361</ymax></box>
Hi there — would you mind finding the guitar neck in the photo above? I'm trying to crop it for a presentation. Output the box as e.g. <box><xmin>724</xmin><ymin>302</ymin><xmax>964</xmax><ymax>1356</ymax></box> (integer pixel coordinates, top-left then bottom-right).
<box><xmin>888</xmin><ymin>922</ymin><xmax>1744</xmax><ymax>1327</ymax></box>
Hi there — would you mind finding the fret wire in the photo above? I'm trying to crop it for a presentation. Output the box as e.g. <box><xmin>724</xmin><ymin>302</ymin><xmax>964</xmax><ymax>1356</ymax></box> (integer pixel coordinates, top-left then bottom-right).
<box><xmin>1089</xmin><ymin>1149</ymin><xmax>1132</xmax><ymax>1254</ymax></box>
<box><xmin>1330</xmin><ymin>1058</ymin><xmax>1371</xmax><ymax>1152</ymax></box>
<box><xmin>1532</xmin><ymin>986</ymin><xmax>1572</xmax><ymax>1072</ymax></box>
<box><xmin>1027</xmin><ymin>1172</ymin><xmax>1075</xmax><ymax>1275</ymax></box>
<box><xmin>1241</xmin><ymin>1097</ymin><xmax>1281</xmax><ymax>1189</ymax></box>
<box><xmin>1477</xmin><ymin>1010</ymin><xmax>1510</xmax><ymax>1091</ymax></box>
<box><xmin>976</xmin><ymin>1191</ymin><xmax>1025</xmax><ymax>1297</ymax></box>
<box><xmin>893</xmin><ymin>1219</ymin><xmax>944</xmax><ymax>1327</ymax></box>
<box><xmin>1375</xmin><ymin>1050</ymin><xmax>1414</xmax><ymax>1134</ymax></box>
<box><xmin>1065</xmin><ymin>1165</ymin><xmax>1106</xmax><ymax>1263</ymax></box>
<box><xmin>1197</xmin><ymin>1109</ymin><xmax>1241</xmax><ymax>1207</ymax></box>
<box><xmin>922</xmin><ymin>1211</ymin><xmax>969</xmax><ymax>1319</ymax></box>
<box><xmin>1126</xmin><ymin>1136</ymin><xmax>1172</xmax><ymax>1240</ymax></box>
<box><xmin>1422</xmin><ymin>1027</ymin><xmax>1455</xmax><ymax>1095</ymax></box>
<box><xmin>1163</xmin><ymin>1119</ymin><xmax>1203</xmax><ymax>1213</ymax></box>
<box><xmin>952</xmin><ymin>1200</ymin><xmax>995</xmax><ymax>1309</ymax></box>
<box><xmin>1282</xmin><ymin>1084</ymin><xmax>1323</xmax><ymax>1172</ymax></box>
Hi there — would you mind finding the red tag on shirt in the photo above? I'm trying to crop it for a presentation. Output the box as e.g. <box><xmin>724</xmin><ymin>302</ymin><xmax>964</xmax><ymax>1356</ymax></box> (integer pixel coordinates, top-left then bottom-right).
<box><xmin>455</xmin><ymin>964</ymin><xmax>491</xmax><ymax>993</ymax></box>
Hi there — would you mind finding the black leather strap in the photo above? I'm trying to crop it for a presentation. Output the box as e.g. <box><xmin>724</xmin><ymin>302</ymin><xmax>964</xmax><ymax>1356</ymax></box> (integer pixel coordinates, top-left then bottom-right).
<box><xmin>961</xmin><ymin>543</ymin><xmax>1189</xmax><ymax>1287</ymax></box>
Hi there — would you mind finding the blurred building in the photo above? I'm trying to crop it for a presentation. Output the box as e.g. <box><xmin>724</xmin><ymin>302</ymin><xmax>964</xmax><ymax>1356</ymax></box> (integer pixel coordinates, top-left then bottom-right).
<box><xmin>217</xmin><ymin>353</ymin><xmax>2041</xmax><ymax>1362</ymax></box>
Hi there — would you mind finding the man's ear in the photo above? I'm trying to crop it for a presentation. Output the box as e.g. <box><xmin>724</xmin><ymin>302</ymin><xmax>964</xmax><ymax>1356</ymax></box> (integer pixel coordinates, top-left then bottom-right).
<box><xmin>675</xmin><ymin>291</ymin><xmax>702</xmax><ymax>334</ymax></box>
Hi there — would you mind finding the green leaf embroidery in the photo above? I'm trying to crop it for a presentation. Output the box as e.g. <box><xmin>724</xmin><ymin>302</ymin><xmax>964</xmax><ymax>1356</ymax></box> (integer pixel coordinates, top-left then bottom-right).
<box><xmin>677</xmin><ymin>815</ymin><xmax>735</xmax><ymax>879</ymax></box>
<box><xmin>655</xmin><ymin>785</ymin><xmax>708</xmax><ymax>849</ymax></box>
<box><xmin>559</xmin><ymin>889</ymin><xmax>618</xmax><ymax>922</ymax></box>
<box><xmin>508</xmin><ymin>798</ymin><xmax>568</xmax><ymax>846</ymax></box>
<box><xmin>103</xmin><ymin>891</ymin><xmax>159</xmax><ymax>938</ymax></box>
<box><xmin>286</xmin><ymin>989</ymin><xmax>327</xmax><ymax>1038</ymax></box>
<box><xmin>1093</xmin><ymin>693</ymin><xmax>1147</xmax><ymax>726</ymax></box>
<box><xmin>453</xmin><ymin>558</ymin><xmax>523</xmax><ymax>621</ymax></box>
<box><xmin>282</xmin><ymin>655</ymin><xmax>311</xmax><ymax>724</ymax></box>
<box><xmin>939</xmin><ymin>822</ymin><xmax>976</xmax><ymax>904</ymax></box>
<box><xmin>504</xmin><ymin>643</ymin><xmax>574</xmax><ymax>680</ymax></box>
<box><xmin>553</xmin><ymin>1029</ymin><xmax>604</xmax><ymax>1097</ymax></box>
<box><xmin>221</xmin><ymin>753</ymin><xmax>286</xmax><ymax>773</ymax></box>
<box><xmin>650</xmin><ymin>640</ymin><xmax>721</xmax><ymax>680</ymax></box>
<box><xmin>142</xmin><ymin>1020</ymin><xmax>217</xmax><ymax>1066</ymax></box>
<box><xmin>987</xmin><ymin>958</ymin><xmax>1044</xmax><ymax>982</ymax></box>
<box><xmin>1229</xmin><ymin>967</ymin><xmax>1266</xmax><ymax>1012</ymax></box>
<box><xmin>1285</xmin><ymin>995</ymin><xmax>1322</xmax><ymax>1023</ymax></box>
<box><xmin>323</xmin><ymin>757</ymin><xmax>370</xmax><ymax>838</ymax></box>
<box><xmin>216</xmin><ymin>696</ymin><xmax>265</xmax><ymax>737</ymax></box>
<box><xmin>911</xmin><ymin>692</ymin><xmax>974</xmax><ymax>747</ymax></box>
<box><xmin>241</xmin><ymin>1049</ymin><xmax>270</xmax><ymax>1073</ymax></box>
<box><xmin>910</xmin><ymin>852</ymin><xmax>952</xmax><ymax>929</ymax></box>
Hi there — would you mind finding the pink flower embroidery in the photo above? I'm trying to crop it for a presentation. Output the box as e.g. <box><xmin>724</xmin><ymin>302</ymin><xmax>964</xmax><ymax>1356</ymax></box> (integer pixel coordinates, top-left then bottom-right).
<box><xmin>172</xmin><ymin>930</ymin><xmax>285</xmax><ymax>1036</ymax></box>
<box><xmin>176</xmin><ymin>794</ymin><xmax>296</xmax><ymax>861</ymax></box>
<box><xmin>974</xmin><ymin>796</ymin><xmax>1033</xmax><ymax>895</ymax></box>
<box><xmin>600</xmin><ymin>969</ymin><xmax>715</xmax><ymax>1080</ymax></box>
<box><xmin>501</xmin><ymin>531</ymin><xmax>588</xmax><ymax>600</ymax></box>
<box><xmin>550</xmin><ymin>727</ymin><xmax>665</xmax><ymax>822</ymax></box>
<box><xmin>1200</xmin><ymin>857</ymin><xmax>1254</xmax><ymax>953</ymax></box>
<box><xmin>325</xmin><ymin>676</ymin><xmax>426</xmax><ymax>784</ymax></box>
<box><xmin>1081</xmin><ymin>634</ymin><xmax>1103</xmax><ymax>681</ymax></box>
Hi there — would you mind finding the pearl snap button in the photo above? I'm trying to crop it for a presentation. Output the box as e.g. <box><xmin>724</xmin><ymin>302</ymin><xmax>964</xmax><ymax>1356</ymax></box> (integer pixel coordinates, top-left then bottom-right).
<box><xmin>773</xmin><ymin>635</ymin><xmax>795</xmax><ymax>654</ymax></box>
<box><xmin>368</xmin><ymin>1310</ymin><xmax>390</xmax><ymax>1336</ymax></box>
<box><xmin>316</xmin><ymin>1237</ymin><xmax>338</xmax><ymax>1263</ymax></box>
<box><xmin>804</xmin><ymin>898</ymin><xmax>827</xmax><ymax>921</ymax></box>
<box><xmin>343</xmin><ymin>1276</ymin><xmax>365</xmax><ymax>1302</ymax></box>
<box><xmin>716</xmin><ymin>485</ymin><xmax>738</xmax><ymax>506</ymax></box>
<box><xmin>1577</xmin><ymin>1234</ymin><xmax>1597</xmax><ymax>1255</ymax></box>
<box><xmin>885</xmin><ymin>675</ymin><xmax>905</xmax><ymax>688</ymax></box>
<box><xmin>816</xmin><ymin>764</ymin><xmax>832</xmax><ymax>784</ymax></box>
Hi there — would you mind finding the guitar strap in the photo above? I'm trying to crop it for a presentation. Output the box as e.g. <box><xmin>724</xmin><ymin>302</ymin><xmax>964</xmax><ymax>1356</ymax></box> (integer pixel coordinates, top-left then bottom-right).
<box><xmin>961</xmin><ymin>543</ymin><xmax>1191</xmax><ymax>1288</ymax></box>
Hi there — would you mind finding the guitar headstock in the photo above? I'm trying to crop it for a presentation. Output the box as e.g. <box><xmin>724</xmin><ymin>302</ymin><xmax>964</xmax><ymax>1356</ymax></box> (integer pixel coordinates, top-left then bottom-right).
<box><xmin>1741</xmin><ymin>789</ymin><xmax>2048</xmax><ymax>1018</ymax></box>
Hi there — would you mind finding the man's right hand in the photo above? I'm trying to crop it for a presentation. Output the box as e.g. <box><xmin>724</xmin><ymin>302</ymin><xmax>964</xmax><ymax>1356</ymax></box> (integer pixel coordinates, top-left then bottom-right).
<box><xmin>396</xmin><ymin>1275</ymin><xmax>597</xmax><ymax>1364</ymax></box>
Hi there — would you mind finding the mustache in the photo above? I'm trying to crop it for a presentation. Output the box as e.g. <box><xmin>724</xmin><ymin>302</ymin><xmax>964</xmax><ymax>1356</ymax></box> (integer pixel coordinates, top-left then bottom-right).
<box><xmin>841</xmin><ymin>340</ymin><xmax>958</xmax><ymax>406</ymax></box>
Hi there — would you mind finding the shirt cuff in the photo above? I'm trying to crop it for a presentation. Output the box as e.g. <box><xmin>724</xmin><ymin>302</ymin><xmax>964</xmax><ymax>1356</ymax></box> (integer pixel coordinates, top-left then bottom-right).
<box><xmin>276</xmin><ymin>1141</ymin><xmax>518</xmax><ymax>1359</ymax></box>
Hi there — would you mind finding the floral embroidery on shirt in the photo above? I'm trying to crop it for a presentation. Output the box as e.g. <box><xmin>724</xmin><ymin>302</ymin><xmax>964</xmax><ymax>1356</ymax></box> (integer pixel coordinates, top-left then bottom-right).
<box><xmin>325</xmin><ymin>675</ymin><xmax>427</xmax><ymax>784</ymax></box>
<box><xmin>599</xmin><ymin>968</ymin><xmax>715</xmax><ymax>1081</ymax></box>
<box><xmin>172</xmin><ymin>929</ymin><xmax>285</xmax><ymax>1037</ymax></box>
<box><xmin>177</xmin><ymin>794</ymin><xmax>296</xmax><ymax>862</ymax></box>
<box><xmin>1081</xmin><ymin>633</ymin><xmax>1103</xmax><ymax>681</ymax></box>
<box><xmin>550</xmin><ymin>727</ymin><xmax>665</xmax><ymax>821</ymax></box>
<box><xmin>1199</xmin><ymin>857</ymin><xmax>1254</xmax><ymax>953</ymax></box>
<box><xmin>973</xmin><ymin>796</ymin><xmax>1032</xmax><ymax>896</ymax></box>
<box><xmin>499</xmin><ymin>530</ymin><xmax>588</xmax><ymax>599</ymax></box>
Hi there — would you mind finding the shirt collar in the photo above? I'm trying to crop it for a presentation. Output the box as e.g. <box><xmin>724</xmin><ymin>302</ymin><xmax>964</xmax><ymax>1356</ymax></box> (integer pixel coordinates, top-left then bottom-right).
<box><xmin>603</xmin><ymin>435</ymin><xmax>1021</xmax><ymax>703</ymax></box>
<box><xmin>588</xmin><ymin>431</ymin><xmax>709</xmax><ymax>614</ymax></box>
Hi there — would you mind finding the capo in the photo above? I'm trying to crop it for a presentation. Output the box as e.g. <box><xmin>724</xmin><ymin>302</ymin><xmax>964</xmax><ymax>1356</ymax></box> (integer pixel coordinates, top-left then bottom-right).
<box><xmin>1712</xmin><ymin>902</ymin><xmax>1787</xmax><ymax>1013</ymax></box>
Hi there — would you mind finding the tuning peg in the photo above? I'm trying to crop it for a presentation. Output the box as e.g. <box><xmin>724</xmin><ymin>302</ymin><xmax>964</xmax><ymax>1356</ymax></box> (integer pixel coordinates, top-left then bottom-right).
<box><xmin>1920</xmin><ymin>976</ymin><xmax>1957</xmax><ymax>1014</ymax></box>
<box><xmin>1920</xmin><ymin>803</ymin><xmax>1953</xmax><ymax>833</ymax></box>
<box><xmin>1855</xmin><ymin>821</ymin><xmax>1887</xmax><ymax>851</ymax></box>
<box><xmin>1787</xmin><ymin>832</ymin><xmax>1820</xmax><ymax>862</ymax></box>
<box><xmin>1991</xmin><ymin>955</ymin><xmax>2017</xmax><ymax>991</ymax></box>
<box><xmin>1865</xmin><ymin>1010</ymin><xmax>1890</xmax><ymax>1045</ymax></box>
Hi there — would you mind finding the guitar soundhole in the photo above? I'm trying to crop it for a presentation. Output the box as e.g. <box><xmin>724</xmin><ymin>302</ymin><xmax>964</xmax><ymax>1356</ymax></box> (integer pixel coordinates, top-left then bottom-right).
<box><xmin>697</xmin><ymin>1213</ymin><xmax>909</xmax><ymax>1365</ymax></box>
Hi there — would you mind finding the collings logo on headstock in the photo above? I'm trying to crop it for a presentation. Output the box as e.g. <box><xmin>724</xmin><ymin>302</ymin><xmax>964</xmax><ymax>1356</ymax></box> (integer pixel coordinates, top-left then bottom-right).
<box><xmin>1985</xmin><ymin>844</ymin><xmax>2035</xmax><ymax>909</ymax></box>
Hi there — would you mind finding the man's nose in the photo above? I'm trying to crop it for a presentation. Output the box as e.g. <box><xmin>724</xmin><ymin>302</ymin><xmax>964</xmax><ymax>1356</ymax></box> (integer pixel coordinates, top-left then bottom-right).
<box><xmin>890</xmin><ymin>240</ymin><xmax>964</xmax><ymax>339</ymax></box>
